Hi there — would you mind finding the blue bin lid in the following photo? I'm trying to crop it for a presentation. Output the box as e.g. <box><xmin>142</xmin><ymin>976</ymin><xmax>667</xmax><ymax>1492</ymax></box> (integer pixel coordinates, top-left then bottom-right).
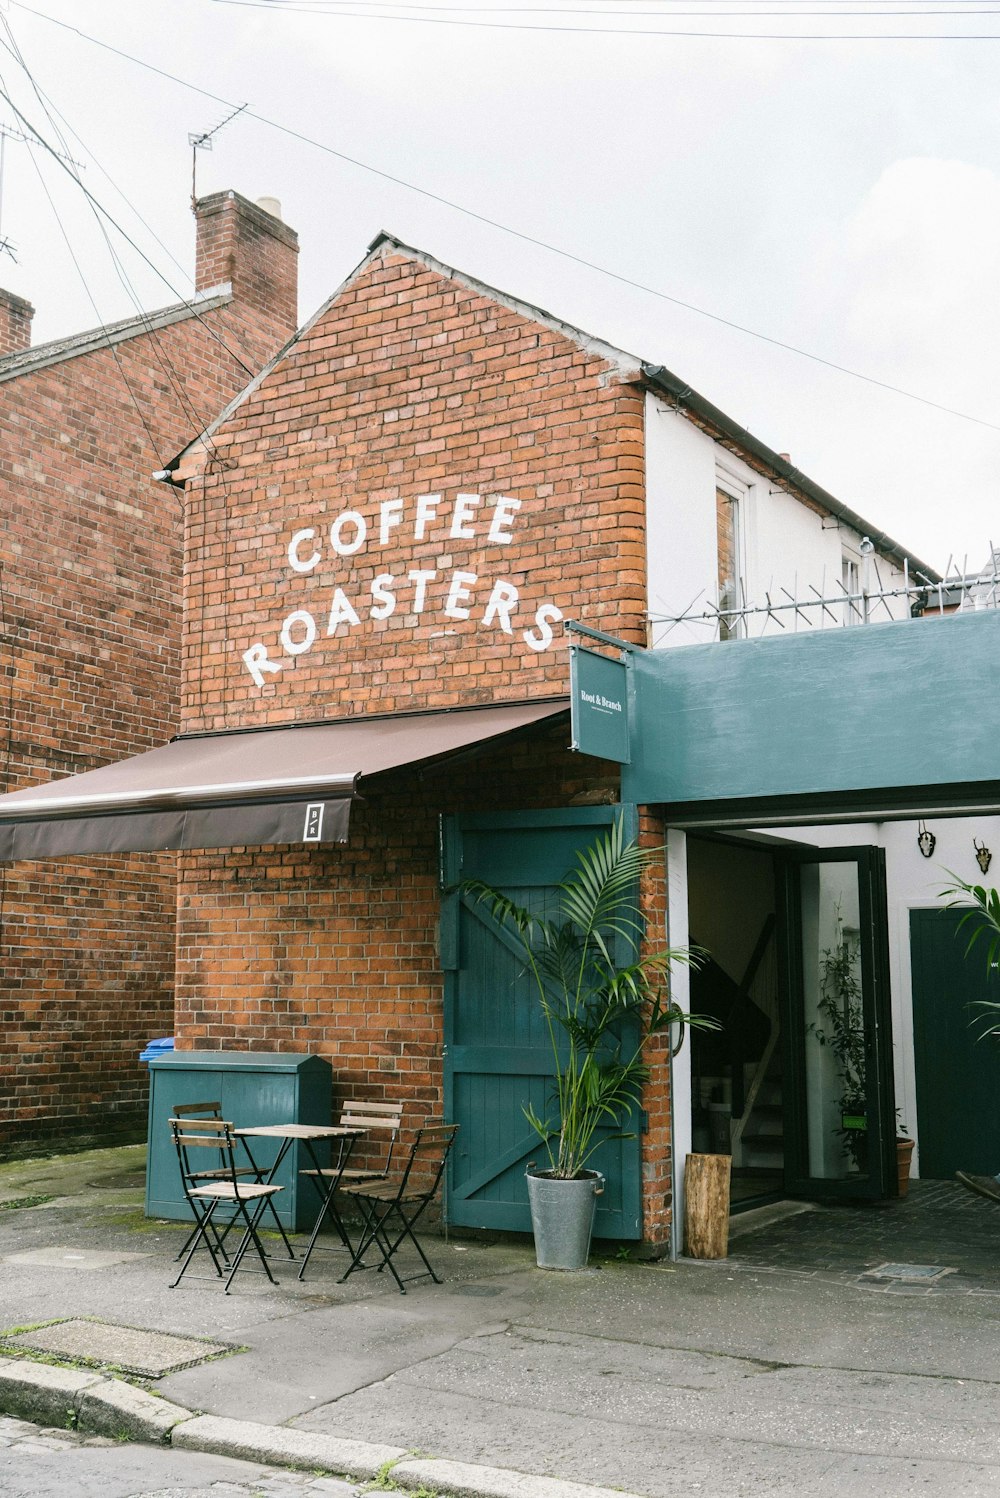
<box><xmin>139</xmin><ymin>1036</ymin><xmax>175</xmax><ymax>1062</ymax></box>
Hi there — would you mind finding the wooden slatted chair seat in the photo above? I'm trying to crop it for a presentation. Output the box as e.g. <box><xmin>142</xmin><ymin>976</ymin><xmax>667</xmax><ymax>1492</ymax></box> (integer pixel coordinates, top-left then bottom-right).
<box><xmin>296</xmin><ymin>1100</ymin><xmax>404</xmax><ymax>1276</ymax></box>
<box><xmin>170</xmin><ymin>1102</ymin><xmax>258</xmax><ymax>1182</ymax></box>
<box><xmin>338</xmin><ymin>1122</ymin><xmax>459</xmax><ymax>1294</ymax></box>
<box><xmin>169</xmin><ymin>1115</ymin><xmax>286</xmax><ymax>1294</ymax></box>
<box><xmin>300</xmin><ymin>1099</ymin><xmax>402</xmax><ymax>1186</ymax></box>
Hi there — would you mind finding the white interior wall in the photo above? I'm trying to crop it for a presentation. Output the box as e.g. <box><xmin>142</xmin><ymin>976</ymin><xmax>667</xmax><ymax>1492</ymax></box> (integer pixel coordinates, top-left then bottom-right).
<box><xmin>881</xmin><ymin>814</ymin><xmax>1000</xmax><ymax>1176</ymax></box>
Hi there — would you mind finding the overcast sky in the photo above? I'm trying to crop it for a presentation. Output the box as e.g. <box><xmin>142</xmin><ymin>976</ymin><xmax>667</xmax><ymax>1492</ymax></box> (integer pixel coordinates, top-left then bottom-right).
<box><xmin>0</xmin><ymin>0</ymin><xmax>996</xmax><ymax>576</ymax></box>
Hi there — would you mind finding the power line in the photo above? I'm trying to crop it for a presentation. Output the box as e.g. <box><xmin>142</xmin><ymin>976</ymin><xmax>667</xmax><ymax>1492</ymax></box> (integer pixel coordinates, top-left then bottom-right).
<box><xmin>207</xmin><ymin>0</ymin><xmax>1000</xmax><ymax>12</ymax></box>
<box><xmin>3</xmin><ymin>23</ymin><xmax>238</xmax><ymax>475</ymax></box>
<box><xmin>0</xmin><ymin>82</ymin><xmax>259</xmax><ymax>379</ymax></box>
<box><xmin>11</xmin><ymin>1</ymin><xmax>1000</xmax><ymax>433</ymax></box>
<box><xmin>208</xmin><ymin>0</ymin><xmax>1000</xmax><ymax>36</ymax></box>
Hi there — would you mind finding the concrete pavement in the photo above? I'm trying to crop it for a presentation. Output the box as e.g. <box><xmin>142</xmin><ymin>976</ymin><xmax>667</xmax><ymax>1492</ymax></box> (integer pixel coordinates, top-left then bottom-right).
<box><xmin>3</xmin><ymin>1145</ymin><xmax>1000</xmax><ymax>1496</ymax></box>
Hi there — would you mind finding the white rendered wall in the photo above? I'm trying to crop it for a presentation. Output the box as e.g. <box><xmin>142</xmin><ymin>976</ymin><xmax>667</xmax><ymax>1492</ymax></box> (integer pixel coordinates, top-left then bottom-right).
<box><xmin>645</xmin><ymin>395</ymin><xmax>719</xmax><ymax>647</ymax></box>
<box><xmin>644</xmin><ymin>390</ymin><xmax>910</xmax><ymax>643</ymax></box>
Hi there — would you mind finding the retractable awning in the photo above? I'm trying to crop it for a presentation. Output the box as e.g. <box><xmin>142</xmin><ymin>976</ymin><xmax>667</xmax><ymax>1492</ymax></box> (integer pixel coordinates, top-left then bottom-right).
<box><xmin>0</xmin><ymin>700</ymin><xmax>567</xmax><ymax>860</ymax></box>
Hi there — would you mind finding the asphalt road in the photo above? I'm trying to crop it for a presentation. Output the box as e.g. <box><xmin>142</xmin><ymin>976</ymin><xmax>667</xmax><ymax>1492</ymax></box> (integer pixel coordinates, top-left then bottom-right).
<box><xmin>0</xmin><ymin>1414</ymin><xmax>359</xmax><ymax>1498</ymax></box>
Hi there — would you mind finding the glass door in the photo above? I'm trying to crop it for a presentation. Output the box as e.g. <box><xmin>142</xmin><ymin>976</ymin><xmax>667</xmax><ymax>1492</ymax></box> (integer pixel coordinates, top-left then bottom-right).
<box><xmin>777</xmin><ymin>846</ymin><xmax>894</xmax><ymax>1200</ymax></box>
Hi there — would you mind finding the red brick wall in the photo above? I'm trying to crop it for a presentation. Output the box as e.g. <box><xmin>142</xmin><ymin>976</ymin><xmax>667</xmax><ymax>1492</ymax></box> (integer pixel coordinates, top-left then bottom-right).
<box><xmin>178</xmin><ymin>248</ymin><xmax>647</xmax><ymax>732</ymax></box>
<box><xmin>173</xmin><ymin>245</ymin><xmax>680</xmax><ymax>1242</ymax></box>
<box><xmin>175</xmin><ymin>725</ymin><xmax>619</xmax><ymax>1170</ymax></box>
<box><xmin>0</xmin><ymin>199</ymin><xmax>298</xmax><ymax>1155</ymax></box>
<box><xmin>0</xmin><ymin>289</ymin><xmax>33</xmax><ymax>357</ymax></box>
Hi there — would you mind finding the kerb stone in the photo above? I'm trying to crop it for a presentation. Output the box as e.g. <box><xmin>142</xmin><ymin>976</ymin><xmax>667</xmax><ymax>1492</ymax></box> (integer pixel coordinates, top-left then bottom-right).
<box><xmin>77</xmin><ymin>1377</ymin><xmax>192</xmax><ymax>1442</ymax></box>
<box><xmin>393</xmin><ymin>1458</ymin><xmax>648</xmax><ymax>1498</ymax></box>
<box><xmin>172</xmin><ymin>1413</ymin><xmax>406</xmax><ymax>1479</ymax></box>
<box><xmin>0</xmin><ymin>1356</ymin><xmax>102</xmax><ymax>1427</ymax></box>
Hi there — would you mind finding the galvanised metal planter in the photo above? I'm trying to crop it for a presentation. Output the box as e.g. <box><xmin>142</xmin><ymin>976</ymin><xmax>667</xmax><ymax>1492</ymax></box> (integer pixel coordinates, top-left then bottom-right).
<box><xmin>526</xmin><ymin>1168</ymin><xmax>604</xmax><ymax>1270</ymax></box>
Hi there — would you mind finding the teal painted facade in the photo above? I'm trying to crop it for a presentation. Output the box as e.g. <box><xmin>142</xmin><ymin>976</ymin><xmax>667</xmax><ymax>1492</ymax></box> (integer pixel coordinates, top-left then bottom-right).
<box><xmin>623</xmin><ymin>612</ymin><xmax>1000</xmax><ymax>817</ymax></box>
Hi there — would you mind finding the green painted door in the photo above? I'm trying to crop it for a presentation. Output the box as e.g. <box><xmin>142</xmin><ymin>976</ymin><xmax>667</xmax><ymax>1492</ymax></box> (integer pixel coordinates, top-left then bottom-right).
<box><xmin>440</xmin><ymin>807</ymin><xmax>644</xmax><ymax>1239</ymax></box>
<box><xmin>911</xmin><ymin>907</ymin><xmax>1000</xmax><ymax>1178</ymax></box>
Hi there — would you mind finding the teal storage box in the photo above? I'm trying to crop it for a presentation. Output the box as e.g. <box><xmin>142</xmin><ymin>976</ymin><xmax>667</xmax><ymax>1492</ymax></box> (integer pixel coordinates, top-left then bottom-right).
<box><xmin>146</xmin><ymin>1051</ymin><xmax>333</xmax><ymax>1231</ymax></box>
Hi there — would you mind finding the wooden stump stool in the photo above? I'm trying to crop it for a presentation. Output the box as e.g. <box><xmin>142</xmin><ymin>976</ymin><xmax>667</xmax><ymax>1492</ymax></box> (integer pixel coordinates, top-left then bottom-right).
<box><xmin>683</xmin><ymin>1152</ymin><xmax>731</xmax><ymax>1259</ymax></box>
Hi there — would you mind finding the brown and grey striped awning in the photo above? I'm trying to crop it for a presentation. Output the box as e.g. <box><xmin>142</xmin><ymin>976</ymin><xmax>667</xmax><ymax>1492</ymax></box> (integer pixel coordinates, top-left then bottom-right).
<box><xmin>0</xmin><ymin>700</ymin><xmax>567</xmax><ymax>859</ymax></box>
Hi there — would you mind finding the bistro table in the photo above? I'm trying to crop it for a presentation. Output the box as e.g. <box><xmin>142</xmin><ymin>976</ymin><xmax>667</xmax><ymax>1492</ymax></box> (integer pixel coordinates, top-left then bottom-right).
<box><xmin>234</xmin><ymin>1123</ymin><xmax>364</xmax><ymax>1265</ymax></box>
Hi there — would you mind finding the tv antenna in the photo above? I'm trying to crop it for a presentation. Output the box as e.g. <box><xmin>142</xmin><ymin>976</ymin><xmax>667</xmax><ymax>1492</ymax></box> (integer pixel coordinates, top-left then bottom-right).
<box><xmin>0</xmin><ymin>122</ymin><xmax>84</xmax><ymax>263</ymax></box>
<box><xmin>189</xmin><ymin>102</ymin><xmax>247</xmax><ymax>207</ymax></box>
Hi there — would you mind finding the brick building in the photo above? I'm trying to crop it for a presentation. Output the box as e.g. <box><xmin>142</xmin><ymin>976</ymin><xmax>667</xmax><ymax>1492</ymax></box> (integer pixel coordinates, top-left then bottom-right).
<box><xmin>0</xmin><ymin>228</ymin><xmax>931</xmax><ymax>1246</ymax></box>
<box><xmin>0</xmin><ymin>191</ymin><xmax>298</xmax><ymax>1154</ymax></box>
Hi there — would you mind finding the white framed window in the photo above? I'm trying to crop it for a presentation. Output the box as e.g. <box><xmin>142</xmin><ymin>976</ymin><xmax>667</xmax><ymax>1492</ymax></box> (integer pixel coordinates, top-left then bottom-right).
<box><xmin>715</xmin><ymin>466</ymin><xmax>750</xmax><ymax>641</ymax></box>
<box><xmin>842</xmin><ymin>551</ymin><xmax>862</xmax><ymax>627</ymax></box>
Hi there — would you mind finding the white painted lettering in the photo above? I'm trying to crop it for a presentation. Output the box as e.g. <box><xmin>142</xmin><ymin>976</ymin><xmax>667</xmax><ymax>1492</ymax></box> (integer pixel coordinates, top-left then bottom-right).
<box><xmin>288</xmin><ymin>528</ymin><xmax>321</xmax><ymax>574</ymax></box>
<box><xmin>408</xmin><ymin>568</ymin><xmax>437</xmax><ymax>613</ymax></box>
<box><xmin>280</xmin><ymin>609</ymin><xmax>318</xmax><ymax>656</ymax></box>
<box><xmin>445</xmin><ymin>570</ymin><xmax>478</xmax><ymax>621</ymax></box>
<box><xmin>243</xmin><ymin>642</ymin><xmax>284</xmax><ymax>688</ymax></box>
<box><xmin>451</xmin><ymin>492</ymin><xmax>481</xmax><ymax>540</ymax></box>
<box><xmin>487</xmin><ymin>495</ymin><xmax>521</xmax><ymax>544</ymax></box>
<box><xmin>329</xmin><ymin>511</ymin><xmax>367</xmax><ymax>557</ymax></box>
<box><xmin>379</xmin><ymin>498</ymin><xmax>404</xmax><ymax>544</ymax></box>
<box><xmin>326</xmin><ymin>589</ymin><xmax>362</xmax><ymax>634</ymax></box>
<box><xmin>523</xmin><ymin>603</ymin><xmax>563</xmax><ymax>654</ymax></box>
<box><xmin>370</xmin><ymin>574</ymin><xmax>397</xmax><ymax>620</ymax></box>
<box><xmin>484</xmin><ymin>579</ymin><xmax>519</xmax><ymax>635</ymax></box>
<box><xmin>415</xmin><ymin>493</ymin><xmax>442</xmax><ymax>540</ymax></box>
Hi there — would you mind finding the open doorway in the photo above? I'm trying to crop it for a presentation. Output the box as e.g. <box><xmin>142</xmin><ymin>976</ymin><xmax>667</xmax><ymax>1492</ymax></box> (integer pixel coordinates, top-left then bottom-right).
<box><xmin>685</xmin><ymin>831</ymin><xmax>899</xmax><ymax>1210</ymax></box>
<box><xmin>687</xmin><ymin>836</ymin><xmax>783</xmax><ymax>1207</ymax></box>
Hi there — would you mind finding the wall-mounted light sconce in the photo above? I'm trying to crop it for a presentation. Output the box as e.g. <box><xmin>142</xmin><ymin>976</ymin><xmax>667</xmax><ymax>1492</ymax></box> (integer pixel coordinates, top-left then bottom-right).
<box><xmin>975</xmin><ymin>838</ymin><xmax>993</xmax><ymax>875</ymax></box>
<box><xmin>917</xmin><ymin>821</ymin><xmax>936</xmax><ymax>859</ymax></box>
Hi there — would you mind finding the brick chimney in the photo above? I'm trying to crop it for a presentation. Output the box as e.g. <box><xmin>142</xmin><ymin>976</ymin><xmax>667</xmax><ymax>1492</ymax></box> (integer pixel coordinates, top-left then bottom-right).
<box><xmin>0</xmin><ymin>289</ymin><xmax>34</xmax><ymax>357</ymax></box>
<box><xmin>193</xmin><ymin>190</ymin><xmax>298</xmax><ymax>337</ymax></box>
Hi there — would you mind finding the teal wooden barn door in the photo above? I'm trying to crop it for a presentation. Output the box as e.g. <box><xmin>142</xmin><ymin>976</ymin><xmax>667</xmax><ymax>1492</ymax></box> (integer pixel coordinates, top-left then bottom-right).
<box><xmin>440</xmin><ymin>807</ymin><xmax>644</xmax><ymax>1239</ymax></box>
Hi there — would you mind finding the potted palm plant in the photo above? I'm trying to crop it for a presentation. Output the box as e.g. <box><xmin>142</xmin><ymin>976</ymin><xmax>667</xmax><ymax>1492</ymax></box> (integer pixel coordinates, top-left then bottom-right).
<box><xmin>462</xmin><ymin>817</ymin><xmax>711</xmax><ymax>1270</ymax></box>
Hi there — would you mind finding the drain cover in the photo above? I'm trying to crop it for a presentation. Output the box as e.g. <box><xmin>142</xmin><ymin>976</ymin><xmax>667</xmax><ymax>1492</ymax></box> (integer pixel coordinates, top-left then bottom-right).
<box><xmin>2</xmin><ymin>1319</ymin><xmax>236</xmax><ymax>1377</ymax></box>
<box><xmin>452</xmin><ymin>1284</ymin><xmax>502</xmax><ymax>1297</ymax></box>
<box><xmin>863</xmin><ymin>1262</ymin><xmax>954</xmax><ymax>1282</ymax></box>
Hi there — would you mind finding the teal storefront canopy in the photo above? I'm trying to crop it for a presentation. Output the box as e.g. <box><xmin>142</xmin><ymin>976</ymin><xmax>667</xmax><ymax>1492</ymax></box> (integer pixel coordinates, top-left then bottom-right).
<box><xmin>621</xmin><ymin>611</ymin><xmax>1000</xmax><ymax>827</ymax></box>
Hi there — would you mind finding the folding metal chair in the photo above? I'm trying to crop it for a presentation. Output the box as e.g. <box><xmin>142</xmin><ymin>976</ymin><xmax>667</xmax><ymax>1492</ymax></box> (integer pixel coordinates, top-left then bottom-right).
<box><xmin>338</xmin><ymin>1121</ymin><xmax>459</xmax><ymax>1294</ymax></box>
<box><xmin>169</xmin><ymin>1116</ymin><xmax>285</xmax><ymax>1293</ymax></box>
<box><xmin>297</xmin><ymin>1099</ymin><xmax>403</xmax><ymax>1277</ymax></box>
<box><xmin>170</xmin><ymin>1101</ymin><xmax>294</xmax><ymax>1263</ymax></box>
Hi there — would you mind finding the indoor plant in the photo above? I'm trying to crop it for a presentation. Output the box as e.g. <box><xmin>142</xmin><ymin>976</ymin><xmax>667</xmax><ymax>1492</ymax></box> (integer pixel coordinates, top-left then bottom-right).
<box><xmin>812</xmin><ymin>933</ymin><xmax>868</xmax><ymax>1172</ymax></box>
<box><xmin>463</xmin><ymin>816</ymin><xmax>711</xmax><ymax>1269</ymax></box>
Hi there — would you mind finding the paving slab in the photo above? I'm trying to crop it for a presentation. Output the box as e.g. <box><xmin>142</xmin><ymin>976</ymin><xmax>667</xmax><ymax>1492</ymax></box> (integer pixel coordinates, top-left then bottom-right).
<box><xmin>2</xmin><ymin>1318</ymin><xmax>233</xmax><ymax>1376</ymax></box>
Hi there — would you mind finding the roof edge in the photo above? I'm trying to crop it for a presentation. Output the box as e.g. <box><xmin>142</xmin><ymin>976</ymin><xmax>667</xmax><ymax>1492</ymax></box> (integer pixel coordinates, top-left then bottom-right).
<box><xmin>0</xmin><ymin>284</ymin><xmax>233</xmax><ymax>386</ymax></box>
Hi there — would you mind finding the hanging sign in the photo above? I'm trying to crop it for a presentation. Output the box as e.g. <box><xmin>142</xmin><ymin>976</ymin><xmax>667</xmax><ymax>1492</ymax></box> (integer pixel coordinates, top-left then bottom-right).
<box><xmin>570</xmin><ymin>646</ymin><xmax>630</xmax><ymax>764</ymax></box>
